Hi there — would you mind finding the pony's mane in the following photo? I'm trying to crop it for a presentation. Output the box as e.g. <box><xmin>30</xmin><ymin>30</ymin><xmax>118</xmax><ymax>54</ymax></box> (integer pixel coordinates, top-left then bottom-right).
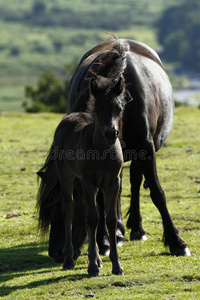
<box><xmin>88</xmin><ymin>39</ymin><xmax>130</xmax><ymax>81</ymax></box>
<box><xmin>84</xmin><ymin>40</ymin><xmax>130</xmax><ymax>114</ymax></box>
<box><xmin>73</xmin><ymin>39</ymin><xmax>130</xmax><ymax>113</ymax></box>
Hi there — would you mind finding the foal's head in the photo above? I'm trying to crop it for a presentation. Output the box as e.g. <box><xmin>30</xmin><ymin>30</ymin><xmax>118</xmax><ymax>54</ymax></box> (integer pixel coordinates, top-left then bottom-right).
<box><xmin>89</xmin><ymin>75</ymin><xmax>132</xmax><ymax>145</ymax></box>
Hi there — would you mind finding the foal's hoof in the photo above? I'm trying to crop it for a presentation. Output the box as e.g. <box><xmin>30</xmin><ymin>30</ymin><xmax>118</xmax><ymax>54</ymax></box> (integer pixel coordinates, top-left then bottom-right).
<box><xmin>88</xmin><ymin>268</ymin><xmax>99</xmax><ymax>277</ymax></box>
<box><xmin>171</xmin><ymin>247</ymin><xmax>191</xmax><ymax>257</ymax></box>
<box><xmin>88</xmin><ymin>263</ymin><xmax>99</xmax><ymax>277</ymax></box>
<box><xmin>63</xmin><ymin>258</ymin><xmax>74</xmax><ymax>270</ymax></box>
<box><xmin>88</xmin><ymin>271</ymin><xmax>99</xmax><ymax>277</ymax></box>
<box><xmin>130</xmin><ymin>230</ymin><xmax>147</xmax><ymax>241</ymax></box>
<box><xmin>112</xmin><ymin>266</ymin><xmax>124</xmax><ymax>276</ymax></box>
<box><xmin>113</xmin><ymin>270</ymin><xmax>124</xmax><ymax>276</ymax></box>
<box><xmin>63</xmin><ymin>265</ymin><xmax>74</xmax><ymax>270</ymax></box>
<box><xmin>116</xmin><ymin>229</ymin><xmax>125</xmax><ymax>246</ymax></box>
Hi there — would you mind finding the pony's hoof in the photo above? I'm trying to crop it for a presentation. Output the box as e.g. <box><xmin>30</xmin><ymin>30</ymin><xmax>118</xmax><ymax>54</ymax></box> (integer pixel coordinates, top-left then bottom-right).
<box><xmin>116</xmin><ymin>229</ymin><xmax>125</xmax><ymax>246</ymax></box>
<box><xmin>171</xmin><ymin>247</ymin><xmax>191</xmax><ymax>257</ymax></box>
<box><xmin>73</xmin><ymin>248</ymin><xmax>81</xmax><ymax>261</ymax></box>
<box><xmin>130</xmin><ymin>230</ymin><xmax>147</xmax><ymax>241</ymax></box>
<box><xmin>97</xmin><ymin>258</ymin><xmax>103</xmax><ymax>268</ymax></box>
<box><xmin>99</xmin><ymin>237</ymin><xmax>110</xmax><ymax>256</ymax></box>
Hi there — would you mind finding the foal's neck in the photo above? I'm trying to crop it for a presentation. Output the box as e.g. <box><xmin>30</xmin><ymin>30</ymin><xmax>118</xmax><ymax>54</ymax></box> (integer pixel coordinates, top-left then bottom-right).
<box><xmin>92</xmin><ymin>118</ymin><xmax>115</xmax><ymax>150</ymax></box>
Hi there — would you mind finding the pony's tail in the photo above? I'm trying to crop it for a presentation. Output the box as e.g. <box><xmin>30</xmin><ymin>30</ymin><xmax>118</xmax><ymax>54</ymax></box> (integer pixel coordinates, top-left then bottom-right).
<box><xmin>36</xmin><ymin>142</ymin><xmax>62</xmax><ymax>235</ymax></box>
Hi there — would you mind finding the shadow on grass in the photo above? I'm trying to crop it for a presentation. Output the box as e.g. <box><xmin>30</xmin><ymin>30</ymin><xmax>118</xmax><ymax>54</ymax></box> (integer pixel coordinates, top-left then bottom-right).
<box><xmin>0</xmin><ymin>273</ymin><xmax>90</xmax><ymax>297</ymax></box>
<box><xmin>0</xmin><ymin>241</ymin><xmax>89</xmax><ymax>296</ymax></box>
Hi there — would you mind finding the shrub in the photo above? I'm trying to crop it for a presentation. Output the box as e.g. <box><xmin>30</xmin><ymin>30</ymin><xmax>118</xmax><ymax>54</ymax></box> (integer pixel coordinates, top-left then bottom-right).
<box><xmin>32</xmin><ymin>0</ymin><xmax>46</xmax><ymax>15</ymax></box>
<box><xmin>10</xmin><ymin>46</ymin><xmax>20</xmax><ymax>56</ymax></box>
<box><xmin>24</xmin><ymin>68</ymin><xmax>72</xmax><ymax>113</ymax></box>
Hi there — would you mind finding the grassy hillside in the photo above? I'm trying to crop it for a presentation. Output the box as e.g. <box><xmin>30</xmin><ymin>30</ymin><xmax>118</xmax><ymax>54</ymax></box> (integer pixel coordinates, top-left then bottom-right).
<box><xmin>0</xmin><ymin>0</ymin><xmax>186</xmax><ymax>112</ymax></box>
<box><xmin>0</xmin><ymin>108</ymin><xmax>200</xmax><ymax>299</ymax></box>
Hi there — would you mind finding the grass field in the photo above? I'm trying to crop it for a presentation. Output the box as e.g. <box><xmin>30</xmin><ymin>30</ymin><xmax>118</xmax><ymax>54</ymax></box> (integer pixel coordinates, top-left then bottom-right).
<box><xmin>0</xmin><ymin>107</ymin><xmax>200</xmax><ymax>299</ymax></box>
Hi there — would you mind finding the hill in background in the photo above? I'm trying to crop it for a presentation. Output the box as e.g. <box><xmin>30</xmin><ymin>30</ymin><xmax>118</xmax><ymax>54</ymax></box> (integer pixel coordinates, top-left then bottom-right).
<box><xmin>0</xmin><ymin>0</ymin><xmax>188</xmax><ymax>111</ymax></box>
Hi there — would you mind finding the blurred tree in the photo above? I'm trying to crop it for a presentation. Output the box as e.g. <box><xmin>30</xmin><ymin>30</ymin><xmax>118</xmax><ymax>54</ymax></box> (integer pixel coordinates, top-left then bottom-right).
<box><xmin>10</xmin><ymin>46</ymin><xmax>20</xmax><ymax>56</ymax></box>
<box><xmin>32</xmin><ymin>0</ymin><xmax>46</xmax><ymax>15</ymax></box>
<box><xmin>53</xmin><ymin>40</ymin><xmax>63</xmax><ymax>53</ymax></box>
<box><xmin>157</xmin><ymin>0</ymin><xmax>200</xmax><ymax>70</ymax></box>
<box><xmin>23</xmin><ymin>66</ymin><xmax>76</xmax><ymax>113</ymax></box>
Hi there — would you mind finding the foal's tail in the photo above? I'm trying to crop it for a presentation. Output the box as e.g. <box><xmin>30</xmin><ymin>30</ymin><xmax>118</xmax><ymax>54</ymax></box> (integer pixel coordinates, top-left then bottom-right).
<box><xmin>36</xmin><ymin>143</ymin><xmax>62</xmax><ymax>235</ymax></box>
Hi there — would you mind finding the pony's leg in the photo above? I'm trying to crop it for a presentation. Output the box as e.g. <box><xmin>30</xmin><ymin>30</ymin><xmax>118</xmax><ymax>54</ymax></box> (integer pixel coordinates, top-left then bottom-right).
<box><xmin>116</xmin><ymin>176</ymin><xmax>125</xmax><ymax>245</ymax></box>
<box><xmin>104</xmin><ymin>177</ymin><xmax>124</xmax><ymax>275</ymax></box>
<box><xmin>140</xmin><ymin>142</ymin><xmax>190</xmax><ymax>256</ymax></box>
<box><xmin>49</xmin><ymin>215</ymin><xmax>65</xmax><ymax>263</ymax></box>
<box><xmin>127</xmin><ymin>162</ymin><xmax>146</xmax><ymax>240</ymax></box>
<box><xmin>59</xmin><ymin>172</ymin><xmax>76</xmax><ymax>270</ymax></box>
<box><xmin>82</xmin><ymin>181</ymin><xmax>101</xmax><ymax>276</ymax></box>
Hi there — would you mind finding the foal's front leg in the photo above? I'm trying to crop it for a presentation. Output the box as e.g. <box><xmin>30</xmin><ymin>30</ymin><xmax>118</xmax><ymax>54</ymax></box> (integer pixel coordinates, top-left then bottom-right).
<box><xmin>104</xmin><ymin>177</ymin><xmax>124</xmax><ymax>275</ymax></box>
<box><xmin>82</xmin><ymin>181</ymin><xmax>101</xmax><ymax>276</ymax></box>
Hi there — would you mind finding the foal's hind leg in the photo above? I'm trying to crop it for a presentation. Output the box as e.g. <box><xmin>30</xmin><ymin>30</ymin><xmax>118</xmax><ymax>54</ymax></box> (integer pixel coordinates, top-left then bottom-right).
<box><xmin>140</xmin><ymin>142</ymin><xmax>190</xmax><ymax>256</ymax></box>
<box><xmin>72</xmin><ymin>179</ymin><xmax>87</xmax><ymax>260</ymax></box>
<box><xmin>127</xmin><ymin>162</ymin><xmax>146</xmax><ymax>241</ymax></box>
<box><xmin>59</xmin><ymin>170</ymin><xmax>76</xmax><ymax>270</ymax></box>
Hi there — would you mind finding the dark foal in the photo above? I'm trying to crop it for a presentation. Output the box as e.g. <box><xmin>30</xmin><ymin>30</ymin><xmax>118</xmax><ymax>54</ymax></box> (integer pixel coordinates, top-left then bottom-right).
<box><xmin>53</xmin><ymin>75</ymin><xmax>131</xmax><ymax>276</ymax></box>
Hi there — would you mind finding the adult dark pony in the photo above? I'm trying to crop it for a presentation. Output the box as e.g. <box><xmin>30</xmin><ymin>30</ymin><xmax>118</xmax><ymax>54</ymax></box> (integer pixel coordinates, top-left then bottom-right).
<box><xmin>37</xmin><ymin>37</ymin><xmax>190</xmax><ymax>265</ymax></box>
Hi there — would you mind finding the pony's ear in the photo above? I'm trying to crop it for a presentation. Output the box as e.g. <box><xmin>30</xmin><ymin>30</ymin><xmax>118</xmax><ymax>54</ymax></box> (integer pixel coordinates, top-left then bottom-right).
<box><xmin>89</xmin><ymin>77</ymin><xmax>98</xmax><ymax>95</ymax></box>
<box><xmin>112</xmin><ymin>76</ymin><xmax>125</xmax><ymax>96</ymax></box>
<box><xmin>123</xmin><ymin>89</ymin><xmax>133</xmax><ymax>103</ymax></box>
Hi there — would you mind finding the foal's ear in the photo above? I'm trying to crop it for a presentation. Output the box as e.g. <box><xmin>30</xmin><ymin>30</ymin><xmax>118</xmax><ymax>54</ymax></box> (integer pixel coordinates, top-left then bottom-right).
<box><xmin>112</xmin><ymin>77</ymin><xmax>133</xmax><ymax>103</ymax></box>
<box><xmin>112</xmin><ymin>76</ymin><xmax>125</xmax><ymax>96</ymax></box>
<box><xmin>89</xmin><ymin>77</ymin><xmax>98</xmax><ymax>95</ymax></box>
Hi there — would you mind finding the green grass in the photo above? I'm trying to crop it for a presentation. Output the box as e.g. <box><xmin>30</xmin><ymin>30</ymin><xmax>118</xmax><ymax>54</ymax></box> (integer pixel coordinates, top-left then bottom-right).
<box><xmin>0</xmin><ymin>107</ymin><xmax>200</xmax><ymax>299</ymax></box>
